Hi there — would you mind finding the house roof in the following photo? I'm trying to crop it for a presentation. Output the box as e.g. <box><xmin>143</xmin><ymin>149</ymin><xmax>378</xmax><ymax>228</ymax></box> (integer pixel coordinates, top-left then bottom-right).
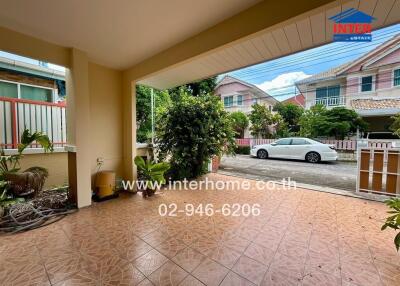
<box><xmin>351</xmin><ymin>99</ymin><xmax>400</xmax><ymax>110</ymax></box>
<box><xmin>296</xmin><ymin>33</ymin><xmax>400</xmax><ymax>85</ymax></box>
<box><xmin>216</xmin><ymin>75</ymin><xmax>278</xmax><ymax>104</ymax></box>
<box><xmin>0</xmin><ymin>56</ymin><xmax>65</xmax><ymax>80</ymax></box>
<box><xmin>295</xmin><ymin>62</ymin><xmax>350</xmax><ymax>85</ymax></box>
<box><xmin>282</xmin><ymin>94</ymin><xmax>305</xmax><ymax>107</ymax></box>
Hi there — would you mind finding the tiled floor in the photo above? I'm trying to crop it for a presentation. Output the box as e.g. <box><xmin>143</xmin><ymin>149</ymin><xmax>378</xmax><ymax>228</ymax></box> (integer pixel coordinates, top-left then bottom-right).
<box><xmin>1</xmin><ymin>173</ymin><xmax>399</xmax><ymax>286</ymax></box>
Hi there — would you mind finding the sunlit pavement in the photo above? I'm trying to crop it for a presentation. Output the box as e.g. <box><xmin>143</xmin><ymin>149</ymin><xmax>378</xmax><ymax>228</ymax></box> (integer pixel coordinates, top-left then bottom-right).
<box><xmin>220</xmin><ymin>155</ymin><xmax>357</xmax><ymax>191</ymax></box>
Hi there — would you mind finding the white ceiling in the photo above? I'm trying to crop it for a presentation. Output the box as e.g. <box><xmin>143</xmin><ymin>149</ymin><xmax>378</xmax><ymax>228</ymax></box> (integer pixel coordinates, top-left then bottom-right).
<box><xmin>139</xmin><ymin>0</ymin><xmax>400</xmax><ymax>89</ymax></box>
<box><xmin>0</xmin><ymin>0</ymin><xmax>261</xmax><ymax>69</ymax></box>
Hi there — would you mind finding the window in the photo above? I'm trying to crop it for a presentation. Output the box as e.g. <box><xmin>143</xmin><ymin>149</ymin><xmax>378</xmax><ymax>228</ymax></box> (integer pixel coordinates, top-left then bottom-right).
<box><xmin>275</xmin><ymin>138</ymin><xmax>291</xmax><ymax>145</ymax></box>
<box><xmin>394</xmin><ymin>69</ymin><xmax>400</xmax><ymax>87</ymax></box>
<box><xmin>291</xmin><ymin>139</ymin><xmax>309</xmax><ymax>145</ymax></box>
<box><xmin>316</xmin><ymin>85</ymin><xmax>340</xmax><ymax>99</ymax></box>
<box><xmin>224</xmin><ymin>96</ymin><xmax>233</xmax><ymax>107</ymax></box>
<box><xmin>316</xmin><ymin>85</ymin><xmax>341</xmax><ymax>106</ymax></box>
<box><xmin>0</xmin><ymin>81</ymin><xmax>18</xmax><ymax>98</ymax></box>
<box><xmin>20</xmin><ymin>85</ymin><xmax>53</xmax><ymax>102</ymax></box>
<box><xmin>268</xmin><ymin>105</ymin><xmax>272</xmax><ymax>112</ymax></box>
<box><xmin>237</xmin><ymin>95</ymin><xmax>243</xmax><ymax>106</ymax></box>
<box><xmin>252</xmin><ymin>98</ymin><xmax>258</xmax><ymax>105</ymax></box>
<box><xmin>0</xmin><ymin>81</ymin><xmax>54</xmax><ymax>102</ymax></box>
<box><xmin>361</xmin><ymin>76</ymin><xmax>373</xmax><ymax>92</ymax></box>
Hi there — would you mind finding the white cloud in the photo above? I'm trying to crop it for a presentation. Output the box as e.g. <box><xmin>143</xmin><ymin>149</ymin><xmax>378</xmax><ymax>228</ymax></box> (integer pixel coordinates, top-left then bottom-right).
<box><xmin>256</xmin><ymin>71</ymin><xmax>311</xmax><ymax>100</ymax></box>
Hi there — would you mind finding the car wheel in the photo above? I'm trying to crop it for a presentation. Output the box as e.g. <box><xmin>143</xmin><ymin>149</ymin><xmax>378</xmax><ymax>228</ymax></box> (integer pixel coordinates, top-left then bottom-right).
<box><xmin>306</xmin><ymin>152</ymin><xmax>320</xmax><ymax>163</ymax></box>
<box><xmin>257</xmin><ymin>149</ymin><xmax>268</xmax><ymax>159</ymax></box>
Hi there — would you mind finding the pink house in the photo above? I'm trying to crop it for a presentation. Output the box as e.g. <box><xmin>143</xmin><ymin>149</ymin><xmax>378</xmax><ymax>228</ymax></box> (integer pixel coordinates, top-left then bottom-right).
<box><xmin>215</xmin><ymin>75</ymin><xmax>278</xmax><ymax>137</ymax></box>
<box><xmin>296</xmin><ymin>34</ymin><xmax>400</xmax><ymax>132</ymax></box>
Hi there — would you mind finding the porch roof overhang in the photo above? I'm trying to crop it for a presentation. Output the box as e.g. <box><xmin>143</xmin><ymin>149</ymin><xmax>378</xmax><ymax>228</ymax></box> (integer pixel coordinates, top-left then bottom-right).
<box><xmin>356</xmin><ymin>108</ymin><xmax>400</xmax><ymax>117</ymax></box>
<box><xmin>134</xmin><ymin>0</ymin><xmax>400</xmax><ymax>90</ymax></box>
<box><xmin>0</xmin><ymin>1</ymin><xmax>399</xmax><ymax>90</ymax></box>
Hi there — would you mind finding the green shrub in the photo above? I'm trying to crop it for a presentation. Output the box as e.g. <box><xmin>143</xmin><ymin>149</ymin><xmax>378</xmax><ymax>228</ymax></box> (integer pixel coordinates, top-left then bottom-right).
<box><xmin>381</xmin><ymin>198</ymin><xmax>400</xmax><ymax>251</ymax></box>
<box><xmin>156</xmin><ymin>93</ymin><xmax>235</xmax><ymax>180</ymax></box>
<box><xmin>235</xmin><ymin>146</ymin><xmax>250</xmax><ymax>155</ymax></box>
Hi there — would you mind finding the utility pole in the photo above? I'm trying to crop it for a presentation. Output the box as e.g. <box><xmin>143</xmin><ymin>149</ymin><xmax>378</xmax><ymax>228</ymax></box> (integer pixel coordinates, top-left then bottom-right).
<box><xmin>151</xmin><ymin>88</ymin><xmax>155</xmax><ymax>146</ymax></box>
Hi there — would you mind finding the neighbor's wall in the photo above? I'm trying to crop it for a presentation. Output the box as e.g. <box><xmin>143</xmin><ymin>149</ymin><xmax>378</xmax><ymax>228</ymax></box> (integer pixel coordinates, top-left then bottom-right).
<box><xmin>0</xmin><ymin>70</ymin><xmax>57</xmax><ymax>89</ymax></box>
<box><xmin>19</xmin><ymin>152</ymin><xmax>68</xmax><ymax>188</ymax></box>
<box><xmin>88</xmin><ymin>62</ymin><xmax>124</xmax><ymax>181</ymax></box>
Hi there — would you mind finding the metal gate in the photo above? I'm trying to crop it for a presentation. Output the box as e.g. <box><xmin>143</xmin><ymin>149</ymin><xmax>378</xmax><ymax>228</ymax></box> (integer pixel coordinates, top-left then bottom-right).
<box><xmin>357</xmin><ymin>147</ymin><xmax>400</xmax><ymax>196</ymax></box>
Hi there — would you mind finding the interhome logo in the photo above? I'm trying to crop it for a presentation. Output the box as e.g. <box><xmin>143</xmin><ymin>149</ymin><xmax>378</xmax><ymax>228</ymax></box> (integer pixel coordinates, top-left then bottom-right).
<box><xmin>329</xmin><ymin>8</ymin><xmax>375</xmax><ymax>42</ymax></box>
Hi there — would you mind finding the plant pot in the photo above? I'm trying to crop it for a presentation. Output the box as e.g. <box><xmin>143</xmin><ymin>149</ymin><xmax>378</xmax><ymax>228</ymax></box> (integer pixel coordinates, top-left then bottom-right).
<box><xmin>142</xmin><ymin>188</ymin><xmax>156</xmax><ymax>198</ymax></box>
<box><xmin>211</xmin><ymin>156</ymin><xmax>221</xmax><ymax>172</ymax></box>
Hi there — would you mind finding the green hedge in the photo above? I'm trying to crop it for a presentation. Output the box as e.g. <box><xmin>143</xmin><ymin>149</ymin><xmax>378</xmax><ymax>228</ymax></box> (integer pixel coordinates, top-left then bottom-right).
<box><xmin>235</xmin><ymin>145</ymin><xmax>250</xmax><ymax>155</ymax></box>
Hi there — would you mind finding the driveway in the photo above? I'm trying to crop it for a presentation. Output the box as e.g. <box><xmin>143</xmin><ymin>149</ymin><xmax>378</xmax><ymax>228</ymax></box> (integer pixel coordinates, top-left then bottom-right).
<box><xmin>219</xmin><ymin>155</ymin><xmax>357</xmax><ymax>191</ymax></box>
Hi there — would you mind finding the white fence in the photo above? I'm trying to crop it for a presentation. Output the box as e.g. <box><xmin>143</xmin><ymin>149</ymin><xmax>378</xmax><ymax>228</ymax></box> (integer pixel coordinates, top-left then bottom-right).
<box><xmin>236</xmin><ymin>138</ymin><xmax>394</xmax><ymax>151</ymax></box>
<box><xmin>0</xmin><ymin>97</ymin><xmax>67</xmax><ymax>149</ymax></box>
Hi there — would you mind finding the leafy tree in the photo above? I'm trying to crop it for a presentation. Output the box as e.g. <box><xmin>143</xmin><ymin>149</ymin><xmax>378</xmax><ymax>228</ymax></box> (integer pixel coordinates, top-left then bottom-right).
<box><xmin>156</xmin><ymin>92</ymin><xmax>235</xmax><ymax>180</ymax></box>
<box><xmin>273</xmin><ymin>102</ymin><xmax>303</xmax><ymax>132</ymax></box>
<box><xmin>274</xmin><ymin>114</ymin><xmax>291</xmax><ymax>138</ymax></box>
<box><xmin>229</xmin><ymin>111</ymin><xmax>249</xmax><ymax>138</ymax></box>
<box><xmin>136</xmin><ymin>85</ymin><xmax>171</xmax><ymax>143</ymax></box>
<box><xmin>299</xmin><ymin>105</ymin><xmax>329</xmax><ymax>138</ymax></box>
<box><xmin>390</xmin><ymin>113</ymin><xmax>400</xmax><ymax>137</ymax></box>
<box><xmin>249</xmin><ymin>104</ymin><xmax>276</xmax><ymax>138</ymax></box>
<box><xmin>299</xmin><ymin>105</ymin><xmax>368</xmax><ymax>139</ymax></box>
<box><xmin>168</xmin><ymin>76</ymin><xmax>217</xmax><ymax>100</ymax></box>
<box><xmin>325</xmin><ymin>107</ymin><xmax>368</xmax><ymax>139</ymax></box>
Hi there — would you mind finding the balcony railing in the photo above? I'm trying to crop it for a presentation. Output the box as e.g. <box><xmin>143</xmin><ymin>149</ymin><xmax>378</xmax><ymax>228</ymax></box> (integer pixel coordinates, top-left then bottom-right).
<box><xmin>0</xmin><ymin>97</ymin><xmax>67</xmax><ymax>149</ymax></box>
<box><xmin>315</xmin><ymin>96</ymin><xmax>345</xmax><ymax>107</ymax></box>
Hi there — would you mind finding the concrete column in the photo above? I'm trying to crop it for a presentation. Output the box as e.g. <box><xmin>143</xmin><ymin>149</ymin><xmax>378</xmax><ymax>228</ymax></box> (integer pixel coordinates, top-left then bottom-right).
<box><xmin>66</xmin><ymin>48</ymin><xmax>92</xmax><ymax>208</ymax></box>
<box><xmin>123</xmin><ymin>79</ymin><xmax>137</xmax><ymax>187</ymax></box>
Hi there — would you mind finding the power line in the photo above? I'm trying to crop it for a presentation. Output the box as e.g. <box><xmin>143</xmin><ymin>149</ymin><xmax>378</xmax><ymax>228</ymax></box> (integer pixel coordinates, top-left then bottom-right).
<box><xmin>228</xmin><ymin>35</ymin><xmax>399</xmax><ymax>82</ymax></box>
<box><xmin>220</xmin><ymin>76</ymin><xmax>400</xmax><ymax>105</ymax></box>
<box><xmin>230</xmin><ymin>27</ymin><xmax>400</xmax><ymax>78</ymax></box>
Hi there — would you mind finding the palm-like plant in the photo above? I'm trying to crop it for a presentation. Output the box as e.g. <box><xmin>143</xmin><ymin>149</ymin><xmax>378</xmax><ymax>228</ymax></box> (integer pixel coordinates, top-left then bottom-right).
<box><xmin>0</xmin><ymin>129</ymin><xmax>53</xmax><ymax>197</ymax></box>
<box><xmin>134</xmin><ymin>156</ymin><xmax>170</xmax><ymax>197</ymax></box>
<box><xmin>0</xmin><ymin>129</ymin><xmax>53</xmax><ymax>175</ymax></box>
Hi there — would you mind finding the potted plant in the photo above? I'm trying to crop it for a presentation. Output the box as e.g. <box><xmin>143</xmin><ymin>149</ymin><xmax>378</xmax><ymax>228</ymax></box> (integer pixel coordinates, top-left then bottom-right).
<box><xmin>381</xmin><ymin>198</ymin><xmax>400</xmax><ymax>251</ymax></box>
<box><xmin>134</xmin><ymin>156</ymin><xmax>170</xmax><ymax>197</ymax></box>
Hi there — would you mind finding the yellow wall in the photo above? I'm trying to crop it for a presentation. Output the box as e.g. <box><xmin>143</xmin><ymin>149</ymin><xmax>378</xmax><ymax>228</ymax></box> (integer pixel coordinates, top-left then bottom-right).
<box><xmin>88</xmin><ymin>62</ymin><xmax>124</xmax><ymax>180</ymax></box>
<box><xmin>19</xmin><ymin>153</ymin><xmax>68</xmax><ymax>188</ymax></box>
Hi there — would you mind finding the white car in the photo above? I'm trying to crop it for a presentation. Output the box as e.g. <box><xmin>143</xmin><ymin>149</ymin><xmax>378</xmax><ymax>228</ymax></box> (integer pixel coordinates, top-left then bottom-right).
<box><xmin>250</xmin><ymin>137</ymin><xmax>337</xmax><ymax>163</ymax></box>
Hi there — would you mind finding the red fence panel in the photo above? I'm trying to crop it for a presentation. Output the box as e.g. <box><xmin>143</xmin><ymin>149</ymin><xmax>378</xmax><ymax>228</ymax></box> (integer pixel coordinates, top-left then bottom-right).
<box><xmin>0</xmin><ymin>97</ymin><xmax>67</xmax><ymax>149</ymax></box>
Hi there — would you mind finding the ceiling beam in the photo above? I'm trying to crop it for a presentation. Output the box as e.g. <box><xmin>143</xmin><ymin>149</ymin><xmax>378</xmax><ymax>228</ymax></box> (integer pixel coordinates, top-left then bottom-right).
<box><xmin>0</xmin><ymin>26</ymin><xmax>70</xmax><ymax>68</ymax></box>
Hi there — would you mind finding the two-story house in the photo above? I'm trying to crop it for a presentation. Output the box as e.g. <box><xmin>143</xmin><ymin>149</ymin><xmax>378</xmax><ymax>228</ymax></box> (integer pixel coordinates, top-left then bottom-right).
<box><xmin>296</xmin><ymin>34</ymin><xmax>400</xmax><ymax>132</ymax></box>
<box><xmin>215</xmin><ymin>75</ymin><xmax>278</xmax><ymax>138</ymax></box>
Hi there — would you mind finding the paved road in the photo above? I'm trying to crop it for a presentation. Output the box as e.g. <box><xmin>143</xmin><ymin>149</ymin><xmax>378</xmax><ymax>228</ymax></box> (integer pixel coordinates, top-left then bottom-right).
<box><xmin>220</xmin><ymin>155</ymin><xmax>357</xmax><ymax>191</ymax></box>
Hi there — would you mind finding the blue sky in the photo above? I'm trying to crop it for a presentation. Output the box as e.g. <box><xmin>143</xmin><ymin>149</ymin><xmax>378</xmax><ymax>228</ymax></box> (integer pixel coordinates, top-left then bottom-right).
<box><xmin>224</xmin><ymin>24</ymin><xmax>400</xmax><ymax>101</ymax></box>
<box><xmin>0</xmin><ymin>50</ymin><xmax>65</xmax><ymax>71</ymax></box>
